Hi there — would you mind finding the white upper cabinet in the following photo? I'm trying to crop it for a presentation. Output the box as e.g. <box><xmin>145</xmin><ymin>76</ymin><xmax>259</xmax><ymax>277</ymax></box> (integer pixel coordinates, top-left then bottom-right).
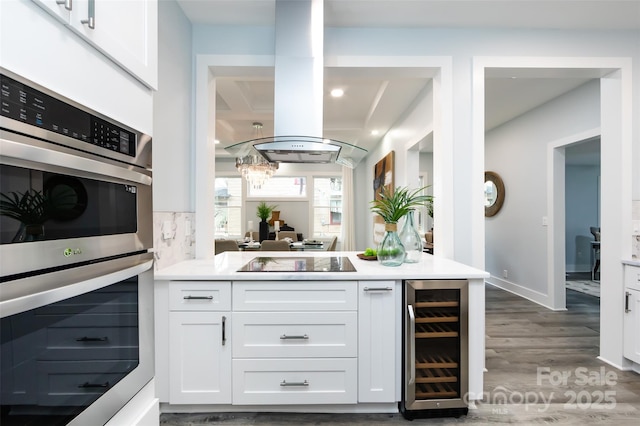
<box><xmin>33</xmin><ymin>0</ymin><xmax>158</xmax><ymax>89</ymax></box>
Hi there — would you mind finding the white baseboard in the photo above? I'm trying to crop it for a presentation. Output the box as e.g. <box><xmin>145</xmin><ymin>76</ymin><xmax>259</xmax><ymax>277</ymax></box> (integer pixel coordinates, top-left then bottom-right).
<box><xmin>486</xmin><ymin>276</ymin><xmax>558</xmax><ymax>310</ymax></box>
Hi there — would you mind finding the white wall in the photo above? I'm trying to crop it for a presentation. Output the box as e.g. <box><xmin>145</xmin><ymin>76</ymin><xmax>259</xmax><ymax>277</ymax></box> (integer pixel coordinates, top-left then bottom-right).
<box><xmin>485</xmin><ymin>80</ymin><xmax>601</xmax><ymax>297</ymax></box>
<box><xmin>150</xmin><ymin>0</ymin><xmax>194</xmax><ymax>269</ymax></box>
<box><xmin>360</xmin><ymin>81</ymin><xmax>434</xmax><ymax>248</ymax></box>
<box><xmin>420</xmin><ymin>152</ymin><xmax>434</xmax><ymax>230</ymax></box>
<box><xmin>153</xmin><ymin>0</ymin><xmax>193</xmax><ymax>212</ymax></box>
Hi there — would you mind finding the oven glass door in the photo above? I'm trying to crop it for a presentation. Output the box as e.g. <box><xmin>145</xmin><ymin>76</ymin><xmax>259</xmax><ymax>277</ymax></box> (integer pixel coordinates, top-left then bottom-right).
<box><xmin>0</xmin><ymin>255</ymin><xmax>153</xmax><ymax>426</ymax></box>
<box><xmin>1</xmin><ymin>131</ymin><xmax>152</xmax><ymax>278</ymax></box>
<box><xmin>0</xmin><ymin>163</ymin><xmax>137</xmax><ymax>244</ymax></box>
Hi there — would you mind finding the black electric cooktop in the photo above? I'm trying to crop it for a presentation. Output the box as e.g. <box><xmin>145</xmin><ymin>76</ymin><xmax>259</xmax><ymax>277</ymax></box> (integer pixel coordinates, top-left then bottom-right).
<box><xmin>237</xmin><ymin>256</ymin><xmax>356</xmax><ymax>273</ymax></box>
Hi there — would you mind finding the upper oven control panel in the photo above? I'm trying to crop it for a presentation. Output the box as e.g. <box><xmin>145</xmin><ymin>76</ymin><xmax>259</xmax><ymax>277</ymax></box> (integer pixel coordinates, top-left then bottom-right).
<box><xmin>0</xmin><ymin>73</ymin><xmax>136</xmax><ymax>158</ymax></box>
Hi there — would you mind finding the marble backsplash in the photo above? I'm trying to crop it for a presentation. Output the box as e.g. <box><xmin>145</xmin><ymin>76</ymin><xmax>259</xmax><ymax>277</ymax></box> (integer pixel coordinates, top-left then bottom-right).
<box><xmin>153</xmin><ymin>212</ymin><xmax>195</xmax><ymax>270</ymax></box>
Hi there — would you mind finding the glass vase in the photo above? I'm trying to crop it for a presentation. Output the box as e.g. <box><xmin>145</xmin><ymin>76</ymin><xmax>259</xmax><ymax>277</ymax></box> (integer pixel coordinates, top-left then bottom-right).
<box><xmin>399</xmin><ymin>210</ymin><xmax>423</xmax><ymax>263</ymax></box>
<box><xmin>377</xmin><ymin>223</ymin><xmax>406</xmax><ymax>267</ymax></box>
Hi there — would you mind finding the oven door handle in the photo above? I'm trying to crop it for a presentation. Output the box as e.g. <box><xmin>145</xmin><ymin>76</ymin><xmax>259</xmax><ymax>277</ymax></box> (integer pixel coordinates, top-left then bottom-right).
<box><xmin>407</xmin><ymin>304</ymin><xmax>416</xmax><ymax>386</ymax></box>
<box><xmin>0</xmin><ymin>254</ymin><xmax>153</xmax><ymax>318</ymax></box>
<box><xmin>1</xmin><ymin>138</ymin><xmax>151</xmax><ymax>186</ymax></box>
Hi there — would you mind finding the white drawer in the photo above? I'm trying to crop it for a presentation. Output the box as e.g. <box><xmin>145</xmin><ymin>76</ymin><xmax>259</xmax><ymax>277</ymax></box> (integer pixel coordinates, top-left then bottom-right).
<box><xmin>232</xmin><ymin>312</ymin><xmax>357</xmax><ymax>358</ymax></box>
<box><xmin>232</xmin><ymin>358</ymin><xmax>357</xmax><ymax>405</ymax></box>
<box><xmin>232</xmin><ymin>281</ymin><xmax>357</xmax><ymax>311</ymax></box>
<box><xmin>625</xmin><ymin>265</ymin><xmax>640</xmax><ymax>291</ymax></box>
<box><xmin>169</xmin><ymin>281</ymin><xmax>231</xmax><ymax>311</ymax></box>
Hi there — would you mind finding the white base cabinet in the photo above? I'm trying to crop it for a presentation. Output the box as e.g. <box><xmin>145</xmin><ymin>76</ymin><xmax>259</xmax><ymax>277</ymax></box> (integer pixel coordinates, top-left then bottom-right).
<box><xmin>169</xmin><ymin>311</ymin><xmax>231</xmax><ymax>404</ymax></box>
<box><xmin>624</xmin><ymin>266</ymin><xmax>640</xmax><ymax>364</ymax></box>
<box><xmin>231</xmin><ymin>281</ymin><xmax>360</xmax><ymax>406</ymax></box>
<box><xmin>167</xmin><ymin>282</ymin><xmax>232</xmax><ymax>404</ymax></box>
<box><xmin>156</xmin><ymin>279</ymin><xmax>398</xmax><ymax>408</ymax></box>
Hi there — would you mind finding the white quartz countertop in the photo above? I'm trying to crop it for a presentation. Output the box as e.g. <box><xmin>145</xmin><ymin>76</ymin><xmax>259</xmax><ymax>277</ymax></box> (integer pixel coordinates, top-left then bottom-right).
<box><xmin>154</xmin><ymin>251</ymin><xmax>490</xmax><ymax>281</ymax></box>
<box><xmin>623</xmin><ymin>259</ymin><xmax>640</xmax><ymax>267</ymax></box>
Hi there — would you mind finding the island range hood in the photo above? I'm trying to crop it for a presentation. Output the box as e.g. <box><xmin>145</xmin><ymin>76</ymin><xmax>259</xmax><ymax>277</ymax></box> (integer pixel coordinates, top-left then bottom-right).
<box><xmin>224</xmin><ymin>0</ymin><xmax>367</xmax><ymax>169</ymax></box>
<box><xmin>226</xmin><ymin>135</ymin><xmax>367</xmax><ymax>168</ymax></box>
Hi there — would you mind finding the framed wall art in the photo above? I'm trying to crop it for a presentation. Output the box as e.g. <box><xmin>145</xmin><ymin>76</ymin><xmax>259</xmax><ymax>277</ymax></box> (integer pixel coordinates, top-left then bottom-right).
<box><xmin>372</xmin><ymin>151</ymin><xmax>395</xmax><ymax>244</ymax></box>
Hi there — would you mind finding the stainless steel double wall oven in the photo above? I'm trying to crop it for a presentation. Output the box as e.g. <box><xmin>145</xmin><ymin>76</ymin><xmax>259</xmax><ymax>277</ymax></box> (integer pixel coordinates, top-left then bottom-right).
<box><xmin>0</xmin><ymin>68</ymin><xmax>154</xmax><ymax>426</ymax></box>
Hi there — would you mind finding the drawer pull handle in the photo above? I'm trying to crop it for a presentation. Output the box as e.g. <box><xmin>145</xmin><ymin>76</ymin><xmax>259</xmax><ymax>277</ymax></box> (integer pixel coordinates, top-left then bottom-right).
<box><xmin>183</xmin><ymin>295</ymin><xmax>214</xmax><ymax>300</ymax></box>
<box><xmin>76</xmin><ymin>336</ymin><xmax>108</xmax><ymax>342</ymax></box>
<box><xmin>364</xmin><ymin>286</ymin><xmax>393</xmax><ymax>292</ymax></box>
<box><xmin>80</xmin><ymin>0</ymin><xmax>95</xmax><ymax>29</ymax></box>
<box><xmin>280</xmin><ymin>380</ymin><xmax>309</xmax><ymax>387</ymax></box>
<box><xmin>78</xmin><ymin>381</ymin><xmax>109</xmax><ymax>388</ymax></box>
<box><xmin>56</xmin><ymin>0</ymin><xmax>72</xmax><ymax>11</ymax></box>
<box><xmin>625</xmin><ymin>292</ymin><xmax>631</xmax><ymax>313</ymax></box>
<box><xmin>280</xmin><ymin>334</ymin><xmax>309</xmax><ymax>340</ymax></box>
<box><xmin>222</xmin><ymin>315</ymin><xmax>227</xmax><ymax>346</ymax></box>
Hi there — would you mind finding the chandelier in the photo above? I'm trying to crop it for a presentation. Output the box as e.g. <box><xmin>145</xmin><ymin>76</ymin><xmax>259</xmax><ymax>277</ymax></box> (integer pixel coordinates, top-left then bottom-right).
<box><xmin>236</xmin><ymin>154</ymin><xmax>278</xmax><ymax>189</ymax></box>
<box><xmin>235</xmin><ymin>123</ymin><xmax>279</xmax><ymax>189</ymax></box>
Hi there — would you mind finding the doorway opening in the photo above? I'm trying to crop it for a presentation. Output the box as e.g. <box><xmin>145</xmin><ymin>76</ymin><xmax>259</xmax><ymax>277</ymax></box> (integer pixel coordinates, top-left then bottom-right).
<box><xmin>564</xmin><ymin>136</ymin><xmax>601</xmax><ymax>300</ymax></box>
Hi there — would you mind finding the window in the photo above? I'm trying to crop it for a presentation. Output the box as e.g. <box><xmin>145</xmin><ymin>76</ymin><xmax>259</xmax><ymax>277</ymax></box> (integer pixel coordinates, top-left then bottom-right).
<box><xmin>313</xmin><ymin>177</ymin><xmax>342</xmax><ymax>238</ymax></box>
<box><xmin>248</xmin><ymin>177</ymin><xmax>306</xmax><ymax>198</ymax></box>
<box><xmin>215</xmin><ymin>177</ymin><xmax>242</xmax><ymax>237</ymax></box>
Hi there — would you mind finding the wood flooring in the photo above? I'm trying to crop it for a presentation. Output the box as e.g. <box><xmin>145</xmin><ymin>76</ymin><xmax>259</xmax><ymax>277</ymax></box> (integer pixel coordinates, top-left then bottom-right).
<box><xmin>160</xmin><ymin>285</ymin><xmax>640</xmax><ymax>425</ymax></box>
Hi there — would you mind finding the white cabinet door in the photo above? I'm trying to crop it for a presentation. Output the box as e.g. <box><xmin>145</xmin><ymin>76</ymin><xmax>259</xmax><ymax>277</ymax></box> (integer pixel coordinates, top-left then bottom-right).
<box><xmin>33</xmin><ymin>0</ymin><xmax>71</xmax><ymax>23</ymax></box>
<box><xmin>169</xmin><ymin>311</ymin><xmax>231</xmax><ymax>404</ymax></box>
<box><xmin>32</xmin><ymin>0</ymin><xmax>158</xmax><ymax>88</ymax></box>
<box><xmin>358</xmin><ymin>281</ymin><xmax>396</xmax><ymax>403</ymax></box>
<box><xmin>624</xmin><ymin>288</ymin><xmax>640</xmax><ymax>364</ymax></box>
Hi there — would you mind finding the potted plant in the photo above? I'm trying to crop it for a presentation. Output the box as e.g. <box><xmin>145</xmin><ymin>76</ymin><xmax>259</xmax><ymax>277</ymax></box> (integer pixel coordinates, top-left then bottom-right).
<box><xmin>256</xmin><ymin>201</ymin><xmax>277</xmax><ymax>242</ymax></box>
<box><xmin>370</xmin><ymin>186</ymin><xmax>433</xmax><ymax>266</ymax></box>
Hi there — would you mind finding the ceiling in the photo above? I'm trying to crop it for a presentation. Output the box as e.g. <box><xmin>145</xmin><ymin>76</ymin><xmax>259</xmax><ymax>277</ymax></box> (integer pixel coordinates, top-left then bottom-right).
<box><xmin>176</xmin><ymin>0</ymin><xmax>638</xmax><ymax>158</ymax></box>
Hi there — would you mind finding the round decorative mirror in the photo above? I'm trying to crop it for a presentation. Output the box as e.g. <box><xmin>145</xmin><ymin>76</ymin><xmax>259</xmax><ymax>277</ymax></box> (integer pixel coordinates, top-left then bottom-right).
<box><xmin>484</xmin><ymin>171</ymin><xmax>505</xmax><ymax>217</ymax></box>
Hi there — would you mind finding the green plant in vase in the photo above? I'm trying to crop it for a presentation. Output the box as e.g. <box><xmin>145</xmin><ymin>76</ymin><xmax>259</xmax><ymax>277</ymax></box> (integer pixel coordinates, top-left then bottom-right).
<box><xmin>256</xmin><ymin>201</ymin><xmax>277</xmax><ymax>221</ymax></box>
<box><xmin>370</xmin><ymin>186</ymin><xmax>433</xmax><ymax>266</ymax></box>
<box><xmin>256</xmin><ymin>201</ymin><xmax>277</xmax><ymax>242</ymax></box>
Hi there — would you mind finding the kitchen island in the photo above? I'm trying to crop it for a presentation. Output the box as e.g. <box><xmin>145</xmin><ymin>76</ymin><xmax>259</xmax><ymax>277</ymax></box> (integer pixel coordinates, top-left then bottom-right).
<box><xmin>154</xmin><ymin>251</ymin><xmax>489</xmax><ymax>415</ymax></box>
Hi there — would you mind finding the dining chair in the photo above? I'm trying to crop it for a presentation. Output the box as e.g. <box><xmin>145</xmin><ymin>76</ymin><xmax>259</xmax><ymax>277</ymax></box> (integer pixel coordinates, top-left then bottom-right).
<box><xmin>244</xmin><ymin>231</ymin><xmax>259</xmax><ymax>241</ymax></box>
<box><xmin>260</xmin><ymin>240</ymin><xmax>291</xmax><ymax>251</ymax></box>
<box><xmin>215</xmin><ymin>239</ymin><xmax>240</xmax><ymax>255</ymax></box>
<box><xmin>327</xmin><ymin>236</ymin><xmax>338</xmax><ymax>251</ymax></box>
<box><xmin>277</xmin><ymin>231</ymin><xmax>299</xmax><ymax>241</ymax></box>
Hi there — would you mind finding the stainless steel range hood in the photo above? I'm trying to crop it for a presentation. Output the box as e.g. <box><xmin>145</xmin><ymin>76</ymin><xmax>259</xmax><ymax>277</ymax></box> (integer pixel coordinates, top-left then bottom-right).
<box><xmin>224</xmin><ymin>0</ymin><xmax>367</xmax><ymax>169</ymax></box>
<box><xmin>226</xmin><ymin>135</ymin><xmax>367</xmax><ymax>168</ymax></box>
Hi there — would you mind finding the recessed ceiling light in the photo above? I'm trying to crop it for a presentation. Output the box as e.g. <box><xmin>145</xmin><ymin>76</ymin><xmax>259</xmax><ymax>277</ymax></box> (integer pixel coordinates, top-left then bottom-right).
<box><xmin>371</xmin><ymin>130</ymin><xmax>379</xmax><ymax>136</ymax></box>
<box><xmin>330</xmin><ymin>88</ymin><xmax>344</xmax><ymax>98</ymax></box>
<box><xmin>214</xmin><ymin>139</ymin><xmax>220</xmax><ymax>144</ymax></box>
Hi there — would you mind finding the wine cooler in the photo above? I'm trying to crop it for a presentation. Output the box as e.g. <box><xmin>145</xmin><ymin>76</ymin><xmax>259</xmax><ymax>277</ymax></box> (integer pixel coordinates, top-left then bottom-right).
<box><xmin>400</xmin><ymin>280</ymin><xmax>469</xmax><ymax>419</ymax></box>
